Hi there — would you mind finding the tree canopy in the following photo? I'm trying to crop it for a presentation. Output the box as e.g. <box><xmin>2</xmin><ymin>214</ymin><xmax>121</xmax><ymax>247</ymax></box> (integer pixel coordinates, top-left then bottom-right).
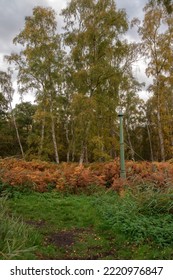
<box><xmin>1</xmin><ymin>0</ymin><xmax>173</xmax><ymax>162</ymax></box>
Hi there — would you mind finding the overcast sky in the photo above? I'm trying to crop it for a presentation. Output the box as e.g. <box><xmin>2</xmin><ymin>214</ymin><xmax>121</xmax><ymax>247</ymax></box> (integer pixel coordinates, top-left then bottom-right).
<box><xmin>0</xmin><ymin>0</ymin><xmax>149</xmax><ymax>105</ymax></box>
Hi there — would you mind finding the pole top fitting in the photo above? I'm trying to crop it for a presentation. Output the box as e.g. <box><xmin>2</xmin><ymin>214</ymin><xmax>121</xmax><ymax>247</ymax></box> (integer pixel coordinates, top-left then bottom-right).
<box><xmin>118</xmin><ymin>110</ymin><xmax>124</xmax><ymax>117</ymax></box>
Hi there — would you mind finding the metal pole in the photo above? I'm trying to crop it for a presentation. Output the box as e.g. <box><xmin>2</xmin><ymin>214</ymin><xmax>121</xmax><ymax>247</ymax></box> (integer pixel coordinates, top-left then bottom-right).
<box><xmin>118</xmin><ymin>111</ymin><xmax>126</xmax><ymax>179</ymax></box>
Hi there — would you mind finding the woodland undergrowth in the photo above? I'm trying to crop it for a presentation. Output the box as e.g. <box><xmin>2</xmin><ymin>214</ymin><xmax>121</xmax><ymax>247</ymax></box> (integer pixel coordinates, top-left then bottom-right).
<box><xmin>0</xmin><ymin>159</ymin><xmax>173</xmax><ymax>259</ymax></box>
<box><xmin>0</xmin><ymin>159</ymin><xmax>173</xmax><ymax>193</ymax></box>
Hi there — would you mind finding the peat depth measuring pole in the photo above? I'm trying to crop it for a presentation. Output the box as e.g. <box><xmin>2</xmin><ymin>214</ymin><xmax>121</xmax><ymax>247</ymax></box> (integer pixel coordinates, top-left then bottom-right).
<box><xmin>118</xmin><ymin>111</ymin><xmax>126</xmax><ymax>179</ymax></box>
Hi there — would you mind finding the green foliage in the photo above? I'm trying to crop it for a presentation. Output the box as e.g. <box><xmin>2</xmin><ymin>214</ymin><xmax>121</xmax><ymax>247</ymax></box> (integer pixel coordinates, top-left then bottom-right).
<box><xmin>13</xmin><ymin>102</ymin><xmax>36</xmax><ymax>132</ymax></box>
<box><xmin>6</xmin><ymin>6</ymin><xmax>65</xmax><ymax>162</ymax></box>
<box><xmin>151</xmin><ymin>0</ymin><xmax>173</xmax><ymax>13</ymax></box>
<box><xmin>0</xmin><ymin>196</ymin><xmax>38</xmax><ymax>259</ymax></box>
<box><xmin>0</xmin><ymin>91</ymin><xmax>8</xmax><ymax>117</ymax></box>
<box><xmin>4</xmin><ymin>188</ymin><xmax>173</xmax><ymax>260</ymax></box>
<box><xmin>94</xmin><ymin>188</ymin><xmax>173</xmax><ymax>247</ymax></box>
<box><xmin>139</xmin><ymin>0</ymin><xmax>173</xmax><ymax>161</ymax></box>
<box><xmin>1</xmin><ymin>1</ymin><xmax>173</xmax><ymax>162</ymax></box>
<box><xmin>0</xmin><ymin>180</ymin><xmax>33</xmax><ymax>199</ymax></box>
<box><xmin>61</xmin><ymin>0</ymin><xmax>134</xmax><ymax>162</ymax></box>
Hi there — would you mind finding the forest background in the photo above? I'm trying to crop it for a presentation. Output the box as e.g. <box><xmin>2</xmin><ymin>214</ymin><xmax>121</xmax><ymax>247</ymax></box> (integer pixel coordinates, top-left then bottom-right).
<box><xmin>0</xmin><ymin>0</ymin><xmax>173</xmax><ymax>163</ymax></box>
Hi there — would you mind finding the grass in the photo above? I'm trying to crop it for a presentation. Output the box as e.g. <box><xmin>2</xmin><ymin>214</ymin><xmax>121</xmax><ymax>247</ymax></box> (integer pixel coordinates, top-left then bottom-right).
<box><xmin>0</xmin><ymin>196</ymin><xmax>39</xmax><ymax>260</ymax></box>
<box><xmin>94</xmin><ymin>187</ymin><xmax>173</xmax><ymax>258</ymax></box>
<box><xmin>95</xmin><ymin>188</ymin><xmax>173</xmax><ymax>245</ymax></box>
<box><xmin>5</xmin><ymin>191</ymin><xmax>112</xmax><ymax>260</ymax></box>
<box><xmin>1</xmin><ymin>185</ymin><xmax>173</xmax><ymax>260</ymax></box>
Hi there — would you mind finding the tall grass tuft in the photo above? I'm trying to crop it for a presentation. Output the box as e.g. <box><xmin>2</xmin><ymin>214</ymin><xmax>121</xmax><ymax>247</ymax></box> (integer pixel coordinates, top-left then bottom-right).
<box><xmin>0</xmin><ymin>196</ymin><xmax>37</xmax><ymax>259</ymax></box>
<box><xmin>94</xmin><ymin>186</ymin><xmax>173</xmax><ymax>247</ymax></box>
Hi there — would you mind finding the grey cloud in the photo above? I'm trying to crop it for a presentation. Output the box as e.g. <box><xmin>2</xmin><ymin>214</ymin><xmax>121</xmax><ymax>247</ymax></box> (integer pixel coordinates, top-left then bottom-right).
<box><xmin>0</xmin><ymin>0</ymin><xmax>149</xmax><ymax>102</ymax></box>
<box><xmin>116</xmin><ymin>0</ymin><xmax>148</xmax><ymax>42</ymax></box>
<box><xmin>0</xmin><ymin>0</ymin><xmax>44</xmax><ymax>53</ymax></box>
<box><xmin>116</xmin><ymin>0</ymin><xmax>148</xmax><ymax>21</ymax></box>
<box><xmin>0</xmin><ymin>0</ymin><xmax>66</xmax><ymax>54</ymax></box>
<box><xmin>0</xmin><ymin>0</ymin><xmax>148</xmax><ymax>55</ymax></box>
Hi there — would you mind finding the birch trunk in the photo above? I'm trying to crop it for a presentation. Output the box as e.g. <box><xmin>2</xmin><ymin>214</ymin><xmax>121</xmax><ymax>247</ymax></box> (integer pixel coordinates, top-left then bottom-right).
<box><xmin>38</xmin><ymin>120</ymin><xmax>45</xmax><ymax>157</ymax></box>
<box><xmin>79</xmin><ymin>145</ymin><xmax>85</xmax><ymax>165</ymax></box>
<box><xmin>65</xmin><ymin>121</ymin><xmax>70</xmax><ymax>162</ymax></box>
<box><xmin>79</xmin><ymin>122</ymin><xmax>90</xmax><ymax>164</ymax></box>
<box><xmin>10</xmin><ymin>103</ymin><xmax>25</xmax><ymax>159</ymax></box>
<box><xmin>146</xmin><ymin>121</ymin><xmax>154</xmax><ymax>162</ymax></box>
<box><xmin>125</xmin><ymin>120</ymin><xmax>135</xmax><ymax>161</ymax></box>
<box><xmin>156</xmin><ymin>85</ymin><xmax>165</xmax><ymax>161</ymax></box>
<box><xmin>38</xmin><ymin>112</ymin><xmax>45</xmax><ymax>158</ymax></box>
<box><xmin>50</xmin><ymin>99</ymin><xmax>59</xmax><ymax>164</ymax></box>
<box><xmin>157</xmin><ymin>109</ymin><xmax>165</xmax><ymax>161</ymax></box>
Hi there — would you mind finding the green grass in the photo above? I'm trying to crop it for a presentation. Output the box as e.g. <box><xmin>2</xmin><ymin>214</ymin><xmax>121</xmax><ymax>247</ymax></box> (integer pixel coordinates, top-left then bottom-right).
<box><xmin>95</xmin><ymin>189</ymin><xmax>173</xmax><ymax>245</ymax></box>
<box><xmin>6</xmin><ymin>191</ymin><xmax>114</xmax><ymax>260</ymax></box>
<box><xmin>93</xmin><ymin>188</ymin><xmax>173</xmax><ymax>259</ymax></box>
<box><xmin>1</xmin><ymin>186</ymin><xmax>173</xmax><ymax>260</ymax></box>
<box><xmin>0</xmin><ymin>196</ymin><xmax>39</xmax><ymax>260</ymax></box>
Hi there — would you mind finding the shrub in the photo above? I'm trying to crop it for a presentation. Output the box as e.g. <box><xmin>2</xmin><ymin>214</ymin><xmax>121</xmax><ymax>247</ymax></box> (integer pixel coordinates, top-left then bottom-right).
<box><xmin>1</xmin><ymin>158</ymin><xmax>173</xmax><ymax>193</ymax></box>
<box><xmin>94</xmin><ymin>188</ymin><xmax>173</xmax><ymax>247</ymax></box>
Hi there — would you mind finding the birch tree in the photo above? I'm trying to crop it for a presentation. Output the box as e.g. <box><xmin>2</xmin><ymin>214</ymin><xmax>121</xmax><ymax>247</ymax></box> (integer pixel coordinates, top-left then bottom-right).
<box><xmin>61</xmin><ymin>0</ymin><xmax>129</xmax><ymax>162</ymax></box>
<box><xmin>0</xmin><ymin>71</ymin><xmax>25</xmax><ymax>158</ymax></box>
<box><xmin>6</xmin><ymin>6</ymin><xmax>65</xmax><ymax>163</ymax></box>
<box><xmin>138</xmin><ymin>0</ymin><xmax>173</xmax><ymax>161</ymax></box>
